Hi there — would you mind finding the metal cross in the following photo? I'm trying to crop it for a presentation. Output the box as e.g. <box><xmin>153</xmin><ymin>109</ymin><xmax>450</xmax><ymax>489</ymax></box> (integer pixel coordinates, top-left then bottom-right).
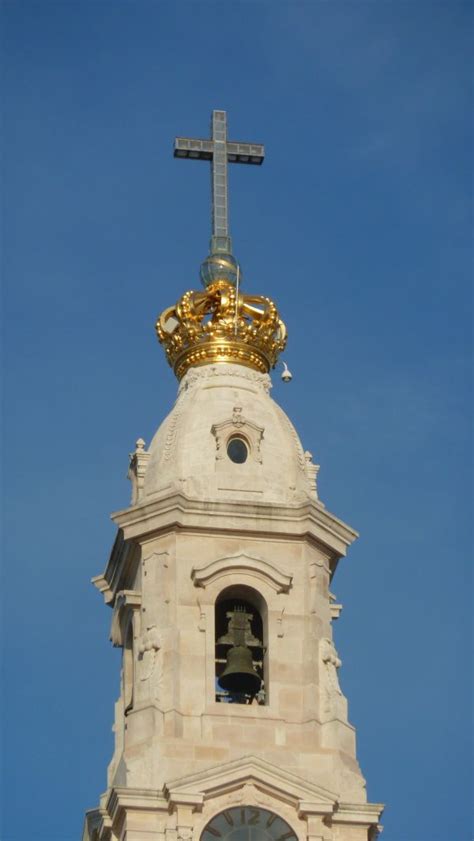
<box><xmin>174</xmin><ymin>110</ymin><xmax>264</xmax><ymax>256</ymax></box>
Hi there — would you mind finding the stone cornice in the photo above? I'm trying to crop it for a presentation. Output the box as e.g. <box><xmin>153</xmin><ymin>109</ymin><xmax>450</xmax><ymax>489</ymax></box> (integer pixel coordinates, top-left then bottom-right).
<box><xmin>93</xmin><ymin>529</ymin><xmax>139</xmax><ymax>605</ymax></box>
<box><xmin>91</xmin><ymin>573</ymin><xmax>112</xmax><ymax>604</ymax></box>
<box><xmin>332</xmin><ymin>801</ymin><xmax>385</xmax><ymax>826</ymax></box>
<box><xmin>111</xmin><ymin>491</ymin><xmax>358</xmax><ymax>560</ymax></box>
<box><xmin>191</xmin><ymin>553</ymin><xmax>293</xmax><ymax>593</ymax></box>
<box><xmin>107</xmin><ymin>786</ymin><xmax>167</xmax><ymax>820</ymax></box>
<box><xmin>92</xmin><ymin>492</ymin><xmax>357</xmax><ymax>604</ymax></box>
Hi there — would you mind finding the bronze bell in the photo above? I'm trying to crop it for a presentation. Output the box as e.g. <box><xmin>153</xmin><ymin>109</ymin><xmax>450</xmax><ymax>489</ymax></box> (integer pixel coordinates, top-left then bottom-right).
<box><xmin>219</xmin><ymin>645</ymin><xmax>262</xmax><ymax>696</ymax></box>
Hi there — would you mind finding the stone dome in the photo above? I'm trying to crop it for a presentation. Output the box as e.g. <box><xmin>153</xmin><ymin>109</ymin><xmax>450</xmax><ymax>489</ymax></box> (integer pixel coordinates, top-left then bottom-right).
<box><xmin>142</xmin><ymin>363</ymin><xmax>317</xmax><ymax>505</ymax></box>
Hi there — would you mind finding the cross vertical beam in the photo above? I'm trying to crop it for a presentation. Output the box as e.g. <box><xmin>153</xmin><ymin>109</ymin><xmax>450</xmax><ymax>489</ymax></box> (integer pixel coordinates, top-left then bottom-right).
<box><xmin>211</xmin><ymin>111</ymin><xmax>230</xmax><ymax>254</ymax></box>
<box><xmin>174</xmin><ymin>110</ymin><xmax>265</xmax><ymax>257</ymax></box>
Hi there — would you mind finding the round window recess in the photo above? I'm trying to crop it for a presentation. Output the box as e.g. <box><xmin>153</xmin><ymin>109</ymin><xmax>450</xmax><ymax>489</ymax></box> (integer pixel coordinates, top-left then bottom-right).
<box><xmin>227</xmin><ymin>437</ymin><xmax>249</xmax><ymax>464</ymax></box>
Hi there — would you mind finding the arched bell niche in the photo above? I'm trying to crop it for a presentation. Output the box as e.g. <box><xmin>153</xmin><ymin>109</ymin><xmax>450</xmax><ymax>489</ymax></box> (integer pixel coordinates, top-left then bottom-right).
<box><xmin>201</xmin><ymin>806</ymin><xmax>297</xmax><ymax>841</ymax></box>
<box><xmin>214</xmin><ymin>585</ymin><xmax>268</xmax><ymax>705</ymax></box>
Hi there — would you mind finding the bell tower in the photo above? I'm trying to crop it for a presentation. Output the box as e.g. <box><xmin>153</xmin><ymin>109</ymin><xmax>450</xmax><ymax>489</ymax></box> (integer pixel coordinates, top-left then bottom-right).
<box><xmin>83</xmin><ymin>111</ymin><xmax>384</xmax><ymax>841</ymax></box>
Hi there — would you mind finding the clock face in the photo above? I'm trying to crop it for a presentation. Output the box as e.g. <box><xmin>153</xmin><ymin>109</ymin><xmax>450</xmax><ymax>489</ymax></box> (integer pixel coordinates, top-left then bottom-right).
<box><xmin>201</xmin><ymin>807</ymin><xmax>297</xmax><ymax>841</ymax></box>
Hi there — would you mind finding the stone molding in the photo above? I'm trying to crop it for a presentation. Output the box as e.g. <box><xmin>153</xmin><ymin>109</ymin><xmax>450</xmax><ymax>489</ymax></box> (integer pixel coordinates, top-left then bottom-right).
<box><xmin>191</xmin><ymin>553</ymin><xmax>293</xmax><ymax>594</ymax></box>
<box><xmin>298</xmin><ymin>801</ymin><xmax>332</xmax><ymax>818</ymax></box>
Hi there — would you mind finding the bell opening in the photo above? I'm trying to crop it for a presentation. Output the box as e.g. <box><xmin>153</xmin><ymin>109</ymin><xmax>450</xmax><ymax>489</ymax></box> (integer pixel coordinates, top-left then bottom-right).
<box><xmin>215</xmin><ymin>594</ymin><xmax>266</xmax><ymax>705</ymax></box>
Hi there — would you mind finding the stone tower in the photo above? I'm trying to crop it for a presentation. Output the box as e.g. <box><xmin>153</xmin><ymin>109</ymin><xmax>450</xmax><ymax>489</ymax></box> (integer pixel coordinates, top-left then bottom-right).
<box><xmin>83</xmin><ymin>111</ymin><xmax>383</xmax><ymax>841</ymax></box>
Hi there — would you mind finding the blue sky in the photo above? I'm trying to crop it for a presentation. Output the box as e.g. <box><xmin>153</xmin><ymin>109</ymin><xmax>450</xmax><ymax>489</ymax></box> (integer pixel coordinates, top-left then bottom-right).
<box><xmin>2</xmin><ymin>2</ymin><xmax>472</xmax><ymax>840</ymax></box>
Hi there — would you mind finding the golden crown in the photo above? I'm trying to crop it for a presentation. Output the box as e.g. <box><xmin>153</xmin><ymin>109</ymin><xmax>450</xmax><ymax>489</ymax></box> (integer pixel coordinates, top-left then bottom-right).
<box><xmin>156</xmin><ymin>278</ymin><xmax>287</xmax><ymax>380</ymax></box>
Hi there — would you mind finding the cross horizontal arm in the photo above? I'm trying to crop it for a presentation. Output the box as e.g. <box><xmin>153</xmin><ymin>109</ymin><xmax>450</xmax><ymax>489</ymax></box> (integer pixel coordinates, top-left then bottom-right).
<box><xmin>174</xmin><ymin>137</ymin><xmax>264</xmax><ymax>165</ymax></box>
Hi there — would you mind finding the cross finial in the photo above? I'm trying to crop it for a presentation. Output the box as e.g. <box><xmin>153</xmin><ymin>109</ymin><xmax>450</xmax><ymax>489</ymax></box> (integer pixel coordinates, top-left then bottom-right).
<box><xmin>174</xmin><ymin>110</ymin><xmax>264</xmax><ymax>285</ymax></box>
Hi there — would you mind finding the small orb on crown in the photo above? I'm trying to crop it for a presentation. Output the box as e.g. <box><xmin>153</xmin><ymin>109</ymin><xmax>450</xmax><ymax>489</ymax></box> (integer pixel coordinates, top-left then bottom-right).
<box><xmin>200</xmin><ymin>252</ymin><xmax>242</xmax><ymax>289</ymax></box>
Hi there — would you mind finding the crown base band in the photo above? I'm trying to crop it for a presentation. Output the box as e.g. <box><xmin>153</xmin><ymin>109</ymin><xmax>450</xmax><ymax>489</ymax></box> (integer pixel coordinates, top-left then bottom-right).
<box><xmin>172</xmin><ymin>341</ymin><xmax>271</xmax><ymax>380</ymax></box>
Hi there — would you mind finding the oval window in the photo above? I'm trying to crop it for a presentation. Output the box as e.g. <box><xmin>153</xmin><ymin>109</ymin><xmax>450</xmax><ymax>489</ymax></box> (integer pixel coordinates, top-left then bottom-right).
<box><xmin>227</xmin><ymin>437</ymin><xmax>248</xmax><ymax>464</ymax></box>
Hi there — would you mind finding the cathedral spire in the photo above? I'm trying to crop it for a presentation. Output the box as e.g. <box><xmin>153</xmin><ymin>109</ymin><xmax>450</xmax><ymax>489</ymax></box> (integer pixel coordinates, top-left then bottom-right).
<box><xmin>157</xmin><ymin>110</ymin><xmax>286</xmax><ymax>380</ymax></box>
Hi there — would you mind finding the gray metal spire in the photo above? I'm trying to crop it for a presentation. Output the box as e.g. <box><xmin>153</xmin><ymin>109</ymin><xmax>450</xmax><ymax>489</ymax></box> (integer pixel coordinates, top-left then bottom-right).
<box><xmin>174</xmin><ymin>110</ymin><xmax>264</xmax><ymax>257</ymax></box>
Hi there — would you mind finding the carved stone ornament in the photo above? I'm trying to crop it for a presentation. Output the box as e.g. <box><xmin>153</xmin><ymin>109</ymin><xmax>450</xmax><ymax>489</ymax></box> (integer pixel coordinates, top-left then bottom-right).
<box><xmin>110</xmin><ymin>590</ymin><xmax>142</xmax><ymax>647</ymax></box>
<box><xmin>321</xmin><ymin>638</ymin><xmax>342</xmax><ymax>691</ymax></box>
<box><xmin>128</xmin><ymin>438</ymin><xmax>151</xmax><ymax>505</ymax></box>
<box><xmin>211</xmin><ymin>408</ymin><xmax>264</xmax><ymax>466</ymax></box>
<box><xmin>178</xmin><ymin>364</ymin><xmax>272</xmax><ymax>396</ymax></box>
<box><xmin>320</xmin><ymin>637</ymin><xmax>347</xmax><ymax>722</ymax></box>
<box><xmin>304</xmin><ymin>451</ymin><xmax>320</xmax><ymax>500</ymax></box>
<box><xmin>138</xmin><ymin>624</ymin><xmax>161</xmax><ymax>681</ymax></box>
<box><xmin>163</xmin><ymin>405</ymin><xmax>184</xmax><ymax>463</ymax></box>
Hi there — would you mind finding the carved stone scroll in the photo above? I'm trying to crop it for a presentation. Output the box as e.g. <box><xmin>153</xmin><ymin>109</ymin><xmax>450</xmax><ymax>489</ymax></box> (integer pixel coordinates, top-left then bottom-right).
<box><xmin>110</xmin><ymin>590</ymin><xmax>142</xmax><ymax>648</ymax></box>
